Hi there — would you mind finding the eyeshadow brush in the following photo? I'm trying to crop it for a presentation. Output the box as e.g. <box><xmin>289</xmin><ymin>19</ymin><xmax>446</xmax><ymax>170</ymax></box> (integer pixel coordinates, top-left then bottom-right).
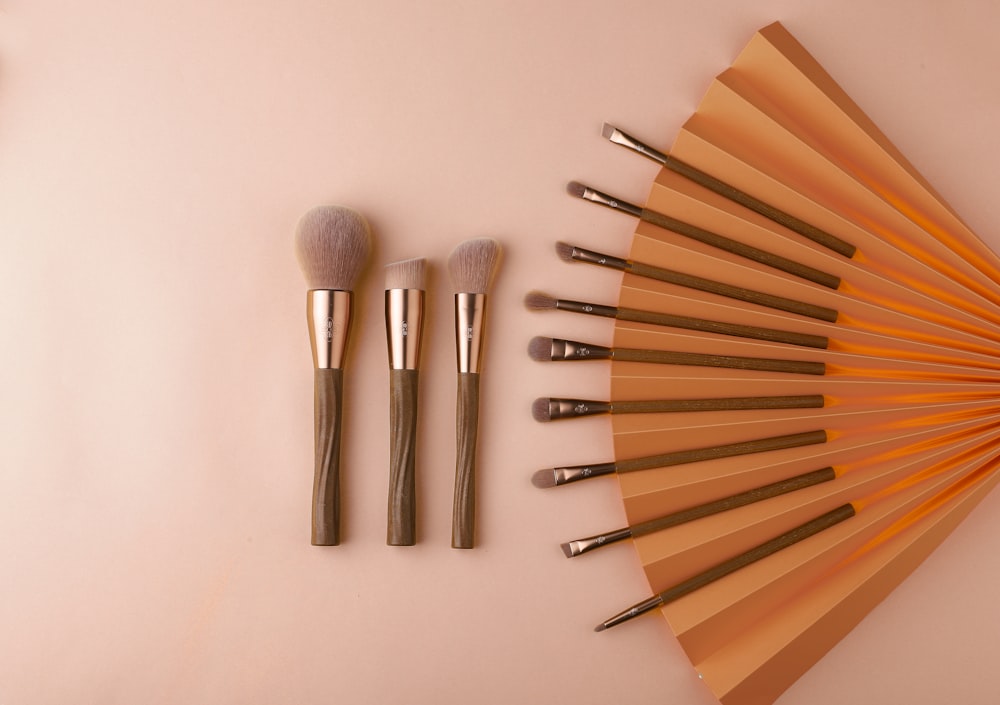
<box><xmin>384</xmin><ymin>258</ymin><xmax>427</xmax><ymax>546</ymax></box>
<box><xmin>449</xmin><ymin>238</ymin><xmax>502</xmax><ymax>548</ymax></box>
<box><xmin>532</xmin><ymin>394</ymin><xmax>825</xmax><ymax>422</ymax></box>
<box><xmin>294</xmin><ymin>205</ymin><xmax>373</xmax><ymax>546</ymax></box>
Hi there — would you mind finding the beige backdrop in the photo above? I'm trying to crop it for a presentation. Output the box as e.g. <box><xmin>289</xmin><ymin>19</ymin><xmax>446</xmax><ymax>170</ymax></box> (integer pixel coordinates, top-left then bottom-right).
<box><xmin>3</xmin><ymin>1</ymin><xmax>1000</xmax><ymax>704</ymax></box>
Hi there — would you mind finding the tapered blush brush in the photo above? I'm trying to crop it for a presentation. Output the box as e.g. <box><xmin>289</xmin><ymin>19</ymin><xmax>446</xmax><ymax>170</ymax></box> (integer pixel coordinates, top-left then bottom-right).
<box><xmin>384</xmin><ymin>258</ymin><xmax>427</xmax><ymax>546</ymax></box>
<box><xmin>295</xmin><ymin>205</ymin><xmax>373</xmax><ymax>546</ymax></box>
<box><xmin>524</xmin><ymin>290</ymin><xmax>828</xmax><ymax>349</ymax></box>
<box><xmin>599</xmin><ymin>123</ymin><xmax>856</xmax><ymax>258</ymax></box>
<box><xmin>565</xmin><ymin>181</ymin><xmax>842</xmax><ymax>288</ymax></box>
<box><xmin>449</xmin><ymin>238</ymin><xmax>502</xmax><ymax>548</ymax></box>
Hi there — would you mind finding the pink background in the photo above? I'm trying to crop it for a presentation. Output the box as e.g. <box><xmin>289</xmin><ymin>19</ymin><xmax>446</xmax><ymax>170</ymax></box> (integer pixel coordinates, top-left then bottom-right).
<box><xmin>3</xmin><ymin>1</ymin><xmax>1000</xmax><ymax>703</ymax></box>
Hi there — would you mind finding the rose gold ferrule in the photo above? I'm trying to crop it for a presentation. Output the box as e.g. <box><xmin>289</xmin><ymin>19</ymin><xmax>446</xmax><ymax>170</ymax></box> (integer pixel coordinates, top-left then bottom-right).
<box><xmin>385</xmin><ymin>288</ymin><xmax>425</xmax><ymax>370</ymax></box>
<box><xmin>306</xmin><ymin>289</ymin><xmax>353</xmax><ymax>369</ymax></box>
<box><xmin>455</xmin><ymin>292</ymin><xmax>486</xmax><ymax>374</ymax></box>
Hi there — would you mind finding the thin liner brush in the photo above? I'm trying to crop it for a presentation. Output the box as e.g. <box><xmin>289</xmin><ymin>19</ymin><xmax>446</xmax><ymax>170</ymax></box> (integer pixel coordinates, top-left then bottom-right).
<box><xmin>524</xmin><ymin>290</ymin><xmax>829</xmax><ymax>349</ymax></box>
<box><xmin>601</xmin><ymin>122</ymin><xmax>857</xmax><ymax>258</ymax></box>
<box><xmin>555</xmin><ymin>242</ymin><xmax>839</xmax><ymax>323</ymax></box>
<box><xmin>528</xmin><ymin>336</ymin><xmax>826</xmax><ymax>376</ymax></box>
<box><xmin>562</xmin><ymin>466</ymin><xmax>837</xmax><ymax>557</ymax></box>
<box><xmin>384</xmin><ymin>257</ymin><xmax>427</xmax><ymax>546</ymax></box>
<box><xmin>294</xmin><ymin>205</ymin><xmax>373</xmax><ymax>546</ymax></box>
<box><xmin>566</xmin><ymin>181</ymin><xmax>841</xmax><ymax>289</ymax></box>
<box><xmin>531</xmin><ymin>429</ymin><xmax>828</xmax><ymax>488</ymax></box>
<box><xmin>532</xmin><ymin>394</ymin><xmax>825</xmax><ymax>421</ymax></box>
<box><xmin>449</xmin><ymin>238</ymin><xmax>502</xmax><ymax>548</ymax></box>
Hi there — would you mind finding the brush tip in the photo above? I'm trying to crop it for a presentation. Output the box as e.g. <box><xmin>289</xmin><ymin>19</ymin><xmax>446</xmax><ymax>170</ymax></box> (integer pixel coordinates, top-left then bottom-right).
<box><xmin>531</xmin><ymin>468</ymin><xmax>558</xmax><ymax>489</ymax></box>
<box><xmin>294</xmin><ymin>205</ymin><xmax>373</xmax><ymax>291</ymax></box>
<box><xmin>528</xmin><ymin>336</ymin><xmax>554</xmax><ymax>362</ymax></box>
<box><xmin>601</xmin><ymin>122</ymin><xmax>616</xmax><ymax>139</ymax></box>
<box><xmin>554</xmin><ymin>241</ymin><xmax>575</xmax><ymax>262</ymax></box>
<box><xmin>566</xmin><ymin>181</ymin><xmax>587</xmax><ymax>199</ymax></box>
<box><xmin>559</xmin><ymin>542</ymin><xmax>574</xmax><ymax>558</ymax></box>
<box><xmin>385</xmin><ymin>257</ymin><xmax>427</xmax><ymax>290</ymax></box>
<box><xmin>594</xmin><ymin>623</ymin><xmax>607</xmax><ymax>633</ymax></box>
<box><xmin>524</xmin><ymin>290</ymin><xmax>557</xmax><ymax>311</ymax></box>
<box><xmin>448</xmin><ymin>237</ymin><xmax>501</xmax><ymax>294</ymax></box>
<box><xmin>531</xmin><ymin>398</ymin><xmax>552</xmax><ymax>422</ymax></box>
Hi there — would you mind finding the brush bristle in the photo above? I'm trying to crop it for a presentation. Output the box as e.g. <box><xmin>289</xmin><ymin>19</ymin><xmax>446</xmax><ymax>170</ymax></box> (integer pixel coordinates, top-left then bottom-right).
<box><xmin>295</xmin><ymin>205</ymin><xmax>373</xmax><ymax>290</ymax></box>
<box><xmin>524</xmin><ymin>290</ymin><xmax>557</xmax><ymax>311</ymax></box>
<box><xmin>554</xmin><ymin>241</ymin><xmax>575</xmax><ymax>262</ymax></box>
<box><xmin>531</xmin><ymin>469</ymin><xmax>558</xmax><ymax>489</ymax></box>
<box><xmin>448</xmin><ymin>237</ymin><xmax>502</xmax><ymax>294</ymax></box>
<box><xmin>385</xmin><ymin>257</ymin><xmax>427</xmax><ymax>290</ymax></box>
<box><xmin>566</xmin><ymin>181</ymin><xmax>587</xmax><ymax>199</ymax></box>
<box><xmin>560</xmin><ymin>542</ymin><xmax>575</xmax><ymax>558</ymax></box>
<box><xmin>528</xmin><ymin>336</ymin><xmax>554</xmax><ymax>362</ymax></box>
<box><xmin>531</xmin><ymin>398</ymin><xmax>552</xmax><ymax>422</ymax></box>
<box><xmin>601</xmin><ymin>123</ymin><xmax>616</xmax><ymax>139</ymax></box>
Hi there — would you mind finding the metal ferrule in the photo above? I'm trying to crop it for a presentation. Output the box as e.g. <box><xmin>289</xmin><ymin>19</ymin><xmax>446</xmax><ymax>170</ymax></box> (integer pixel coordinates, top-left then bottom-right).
<box><xmin>567</xmin><ymin>245</ymin><xmax>629</xmax><ymax>271</ymax></box>
<box><xmin>604</xmin><ymin>124</ymin><xmax>668</xmax><ymax>165</ymax></box>
<box><xmin>555</xmin><ymin>298</ymin><xmax>618</xmax><ymax>319</ymax></box>
<box><xmin>307</xmin><ymin>289</ymin><xmax>352</xmax><ymax>370</ymax></box>
<box><xmin>579</xmin><ymin>184</ymin><xmax>643</xmax><ymax>218</ymax></box>
<box><xmin>385</xmin><ymin>288</ymin><xmax>425</xmax><ymax>370</ymax></box>
<box><xmin>563</xmin><ymin>527</ymin><xmax>633</xmax><ymax>557</ymax></box>
<box><xmin>549</xmin><ymin>338</ymin><xmax>613</xmax><ymax>361</ymax></box>
<box><xmin>455</xmin><ymin>292</ymin><xmax>486</xmax><ymax>374</ymax></box>
<box><xmin>551</xmin><ymin>461</ymin><xmax>617</xmax><ymax>485</ymax></box>
<box><xmin>598</xmin><ymin>594</ymin><xmax>665</xmax><ymax>632</ymax></box>
<box><xmin>546</xmin><ymin>398</ymin><xmax>612</xmax><ymax>420</ymax></box>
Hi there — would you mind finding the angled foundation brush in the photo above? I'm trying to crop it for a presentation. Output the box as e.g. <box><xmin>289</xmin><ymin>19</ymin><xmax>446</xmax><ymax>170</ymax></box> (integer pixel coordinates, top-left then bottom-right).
<box><xmin>600</xmin><ymin>123</ymin><xmax>857</xmax><ymax>258</ymax></box>
<box><xmin>532</xmin><ymin>394</ymin><xmax>825</xmax><ymax>421</ymax></box>
<box><xmin>528</xmin><ymin>335</ymin><xmax>825</xmax><ymax>376</ymax></box>
<box><xmin>384</xmin><ymin>258</ymin><xmax>427</xmax><ymax>546</ymax></box>
<box><xmin>295</xmin><ymin>205</ymin><xmax>373</xmax><ymax>546</ymax></box>
<box><xmin>449</xmin><ymin>237</ymin><xmax>502</xmax><ymax>548</ymax></box>
<box><xmin>566</xmin><ymin>181</ymin><xmax>842</xmax><ymax>289</ymax></box>
<box><xmin>555</xmin><ymin>242</ymin><xmax>839</xmax><ymax>323</ymax></box>
<box><xmin>524</xmin><ymin>290</ymin><xmax>828</xmax><ymax>349</ymax></box>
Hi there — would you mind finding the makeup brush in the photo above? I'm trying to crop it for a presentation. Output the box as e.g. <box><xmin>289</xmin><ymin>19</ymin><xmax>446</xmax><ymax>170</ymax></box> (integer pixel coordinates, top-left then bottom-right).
<box><xmin>565</xmin><ymin>181</ymin><xmax>842</xmax><ymax>288</ymax></box>
<box><xmin>449</xmin><ymin>237</ymin><xmax>502</xmax><ymax>549</ymax></box>
<box><xmin>599</xmin><ymin>123</ymin><xmax>857</xmax><ymax>258</ymax></box>
<box><xmin>295</xmin><ymin>205</ymin><xmax>373</xmax><ymax>546</ymax></box>
<box><xmin>527</xmin><ymin>336</ymin><xmax>826</xmax><ymax>376</ymax></box>
<box><xmin>384</xmin><ymin>257</ymin><xmax>427</xmax><ymax>546</ymax></box>
<box><xmin>524</xmin><ymin>290</ymin><xmax>828</xmax><ymax>349</ymax></box>
<box><xmin>532</xmin><ymin>394</ymin><xmax>825</xmax><ymax>421</ymax></box>
<box><xmin>555</xmin><ymin>242</ymin><xmax>838</xmax><ymax>323</ymax></box>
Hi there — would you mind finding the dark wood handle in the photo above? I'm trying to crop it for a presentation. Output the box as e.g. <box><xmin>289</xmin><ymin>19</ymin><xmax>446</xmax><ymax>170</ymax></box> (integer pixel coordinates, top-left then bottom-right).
<box><xmin>452</xmin><ymin>372</ymin><xmax>480</xmax><ymax>548</ymax></box>
<box><xmin>387</xmin><ymin>369</ymin><xmax>419</xmax><ymax>546</ymax></box>
<box><xmin>312</xmin><ymin>368</ymin><xmax>344</xmax><ymax>546</ymax></box>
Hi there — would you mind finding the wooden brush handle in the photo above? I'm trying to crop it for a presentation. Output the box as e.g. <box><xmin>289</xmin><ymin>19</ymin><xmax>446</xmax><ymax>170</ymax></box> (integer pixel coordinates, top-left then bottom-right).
<box><xmin>452</xmin><ymin>372</ymin><xmax>480</xmax><ymax>548</ymax></box>
<box><xmin>312</xmin><ymin>368</ymin><xmax>344</xmax><ymax>546</ymax></box>
<box><xmin>614</xmin><ymin>347</ymin><xmax>825</xmax><ymax>376</ymax></box>
<box><xmin>616</xmin><ymin>306</ymin><xmax>828</xmax><ymax>349</ymax></box>
<box><xmin>614</xmin><ymin>395</ymin><xmax>825</xmax><ymax>414</ymax></box>
<box><xmin>387</xmin><ymin>369</ymin><xmax>419</xmax><ymax>546</ymax></box>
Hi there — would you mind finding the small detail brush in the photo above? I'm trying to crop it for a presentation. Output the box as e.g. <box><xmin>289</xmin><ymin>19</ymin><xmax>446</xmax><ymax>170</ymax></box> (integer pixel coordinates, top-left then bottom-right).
<box><xmin>295</xmin><ymin>205</ymin><xmax>373</xmax><ymax>546</ymax></box>
<box><xmin>524</xmin><ymin>290</ymin><xmax>828</xmax><ymax>349</ymax></box>
<box><xmin>527</xmin><ymin>336</ymin><xmax>826</xmax><ymax>376</ymax></box>
<box><xmin>449</xmin><ymin>238</ymin><xmax>502</xmax><ymax>548</ymax></box>
<box><xmin>555</xmin><ymin>241</ymin><xmax>838</xmax><ymax>323</ymax></box>
<box><xmin>600</xmin><ymin>123</ymin><xmax>857</xmax><ymax>258</ymax></box>
<box><xmin>565</xmin><ymin>181</ymin><xmax>841</xmax><ymax>289</ymax></box>
<box><xmin>384</xmin><ymin>258</ymin><xmax>427</xmax><ymax>546</ymax></box>
<box><xmin>532</xmin><ymin>394</ymin><xmax>825</xmax><ymax>421</ymax></box>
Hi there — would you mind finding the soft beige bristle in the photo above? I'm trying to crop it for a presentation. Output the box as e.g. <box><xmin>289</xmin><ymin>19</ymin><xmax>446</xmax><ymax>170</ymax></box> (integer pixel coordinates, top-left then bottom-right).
<box><xmin>385</xmin><ymin>257</ymin><xmax>427</xmax><ymax>290</ymax></box>
<box><xmin>295</xmin><ymin>205</ymin><xmax>373</xmax><ymax>290</ymax></box>
<box><xmin>524</xmin><ymin>291</ymin><xmax>557</xmax><ymax>311</ymax></box>
<box><xmin>531</xmin><ymin>468</ymin><xmax>558</xmax><ymax>489</ymax></box>
<box><xmin>448</xmin><ymin>237</ymin><xmax>501</xmax><ymax>294</ymax></box>
<box><xmin>528</xmin><ymin>336</ymin><xmax>554</xmax><ymax>361</ymax></box>
<box><xmin>554</xmin><ymin>241</ymin><xmax>575</xmax><ymax>262</ymax></box>
<box><xmin>601</xmin><ymin>123</ymin><xmax>616</xmax><ymax>139</ymax></box>
<box><xmin>531</xmin><ymin>398</ymin><xmax>553</xmax><ymax>422</ymax></box>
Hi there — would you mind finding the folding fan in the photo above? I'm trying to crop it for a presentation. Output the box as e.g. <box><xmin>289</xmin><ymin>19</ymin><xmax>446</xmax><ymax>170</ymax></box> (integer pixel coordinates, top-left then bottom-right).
<box><xmin>530</xmin><ymin>22</ymin><xmax>1000</xmax><ymax>705</ymax></box>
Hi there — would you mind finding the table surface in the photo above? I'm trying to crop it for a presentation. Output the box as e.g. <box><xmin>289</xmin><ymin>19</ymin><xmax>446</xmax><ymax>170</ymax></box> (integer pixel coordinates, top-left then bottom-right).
<box><xmin>3</xmin><ymin>2</ymin><xmax>1000</xmax><ymax>704</ymax></box>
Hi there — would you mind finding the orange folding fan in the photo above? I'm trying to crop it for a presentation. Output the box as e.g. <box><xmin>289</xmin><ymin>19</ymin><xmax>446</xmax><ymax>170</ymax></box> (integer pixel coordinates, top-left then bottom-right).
<box><xmin>529</xmin><ymin>21</ymin><xmax>1000</xmax><ymax>705</ymax></box>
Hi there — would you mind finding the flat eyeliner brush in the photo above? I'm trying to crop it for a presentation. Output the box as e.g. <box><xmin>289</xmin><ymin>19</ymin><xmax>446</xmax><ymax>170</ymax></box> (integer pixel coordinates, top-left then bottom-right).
<box><xmin>566</xmin><ymin>181</ymin><xmax>841</xmax><ymax>289</ymax></box>
<box><xmin>524</xmin><ymin>290</ymin><xmax>829</xmax><ymax>349</ymax></box>
<box><xmin>601</xmin><ymin>123</ymin><xmax>857</xmax><ymax>258</ymax></box>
